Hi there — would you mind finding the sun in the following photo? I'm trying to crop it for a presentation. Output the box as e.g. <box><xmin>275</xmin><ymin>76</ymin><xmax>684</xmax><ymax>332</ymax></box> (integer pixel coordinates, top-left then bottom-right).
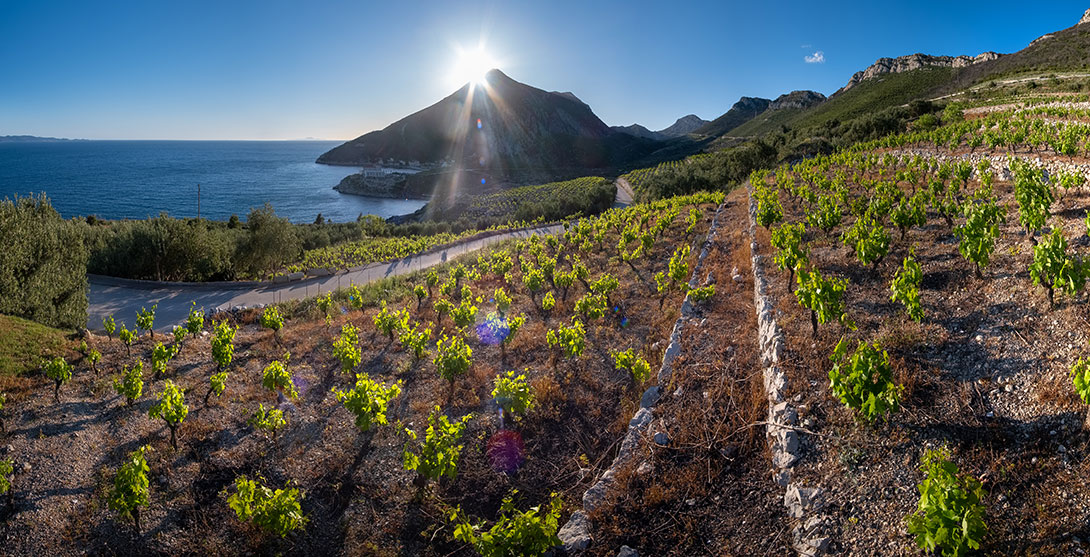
<box><xmin>449</xmin><ymin>46</ymin><xmax>497</xmax><ymax>88</ymax></box>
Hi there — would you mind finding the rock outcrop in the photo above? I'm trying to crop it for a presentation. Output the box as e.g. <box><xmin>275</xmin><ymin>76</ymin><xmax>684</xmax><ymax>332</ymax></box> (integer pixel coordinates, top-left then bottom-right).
<box><xmin>769</xmin><ymin>90</ymin><xmax>826</xmax><ymax>111</ymax></box>
<box><xmin>1081</xmin><ymin>8</ymin><xmax>1090</xmax><ymax>25</ymax></box>
<box><xmin>838</xmin><ymin>52</ymin><xmax>1001</xmax><ymax>93</ymax></box>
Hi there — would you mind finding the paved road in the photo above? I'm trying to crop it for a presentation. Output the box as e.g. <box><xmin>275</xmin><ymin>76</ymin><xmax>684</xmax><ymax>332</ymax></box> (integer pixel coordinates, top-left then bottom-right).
<box><xmin>88</xmin><ymin>224</ymin><xmax>562</xmax><ymax>333</ymax></box>
<box><xmin>87</xmin><ymin>180</ymin><xmax>638</xmax><ymax>334</ymax></box>
<box><xmin>614</xmin><ymin>177</ymin><xmax>635</xmax><ymax>207</ymax></box>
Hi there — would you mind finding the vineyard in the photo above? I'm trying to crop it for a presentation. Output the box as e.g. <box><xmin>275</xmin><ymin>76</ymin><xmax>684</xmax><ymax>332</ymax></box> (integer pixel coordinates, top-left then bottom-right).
<box><xmin>13</xmin><ymin>88</ymin><xmax>1090</xmax><ymax>554</ymax></box>
<box><xmin>457</xmin><ymin>177</ymin><xmax>615</xmax><ymax>222</ymax></box>
<box><xmin>0</xmin><ymin>192</ymin><xmax>726</xmax><ymax>555</ymax></box>
<box><xmin>744</xmin><ymin>98</ymin><xmax>1090</xmax><ymax>554</ymax></box>
<box><xmin>287</xmin><ymin>229</ymin><xmax>480</xmax><ymax>274</ymax></box>
<box><xmin>285</xmin><ymin>177</ymin><xmax>616</xmax><ymax>275</ymax></box>
<box><xmin>620</xmin><ymin>154</ymin><xmax>712</xmax><ymax>196</ymax></box>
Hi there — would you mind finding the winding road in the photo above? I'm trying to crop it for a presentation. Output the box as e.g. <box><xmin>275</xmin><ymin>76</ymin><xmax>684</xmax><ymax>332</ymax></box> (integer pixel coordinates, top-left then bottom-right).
<box><xmin>87</xmin><ymin>179</ymin><xmax>635</xmax><ymax>333</ymax></box>
<box><xmin>87</xmin><ymin>225</ymin><xmax>562</xmax><ymax>333</ymax></box>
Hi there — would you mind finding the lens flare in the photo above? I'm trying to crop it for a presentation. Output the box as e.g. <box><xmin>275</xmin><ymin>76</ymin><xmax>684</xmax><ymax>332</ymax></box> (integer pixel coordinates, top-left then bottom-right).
<box><xmin>476</xmin><ymin>311</ymin><xmax>508</xmax><ymax>345</ymax></box>
<box><xmin>449</xmin><ymin>46</ymin><xmax>496</xmax><ymax>87</ymax></box>
<box><xmin>487</xmin><ymin>429</ymin><xmax>525</xmax><ymax>474</ymax></box>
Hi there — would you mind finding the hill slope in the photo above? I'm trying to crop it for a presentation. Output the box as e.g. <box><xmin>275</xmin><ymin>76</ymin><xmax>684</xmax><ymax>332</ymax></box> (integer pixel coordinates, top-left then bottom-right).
<box><xmin>317</xmin><ymin>70</ymin><xmax>664</xmax><ymax>179</ymax></box>
<box><xmin>693</xmin><ymin>97</ymin><xmax>771</xmax><ymax>137</ymax></box>
<box><xmin>658</xmin><ymin>114</ymin><xmax>709</xmax><ymax>137</ymax></box>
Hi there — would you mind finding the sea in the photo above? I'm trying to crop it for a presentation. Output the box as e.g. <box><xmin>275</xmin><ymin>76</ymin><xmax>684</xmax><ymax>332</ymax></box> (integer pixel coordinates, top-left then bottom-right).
<box><xmin>0</xmin><ymin>140</ymin><xmax>428</xmax><ymax>223</ymax></box>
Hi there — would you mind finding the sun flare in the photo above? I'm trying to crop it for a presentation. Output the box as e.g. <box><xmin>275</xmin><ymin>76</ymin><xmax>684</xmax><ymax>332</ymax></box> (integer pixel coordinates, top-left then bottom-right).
<box><xmin>449</xmin><ymin>46</ymin><xmax>497</xmax><ymax>87</ymax></box>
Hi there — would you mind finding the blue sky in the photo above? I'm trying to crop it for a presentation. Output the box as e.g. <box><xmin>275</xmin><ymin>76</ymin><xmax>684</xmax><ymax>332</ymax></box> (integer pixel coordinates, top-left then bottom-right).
<box><xmin>1</xmin><ymin>1</ymin><xmax>1086</xmax><ymax>140</ymax></box>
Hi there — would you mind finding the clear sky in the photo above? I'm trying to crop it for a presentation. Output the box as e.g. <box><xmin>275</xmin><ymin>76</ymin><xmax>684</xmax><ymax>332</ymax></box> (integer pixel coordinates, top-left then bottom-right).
<box><xmin>1</xmin><ymin>1</ymin><xmax>1087</xmax><ymax>140</ymax></box>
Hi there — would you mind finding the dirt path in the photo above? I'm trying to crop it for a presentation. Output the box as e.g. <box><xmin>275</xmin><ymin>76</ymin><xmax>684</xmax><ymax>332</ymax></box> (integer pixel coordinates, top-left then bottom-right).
<box><xmin>87</xmin><ymin>224</ymin><xmax>561</xmax><ymax>333</ymax></box>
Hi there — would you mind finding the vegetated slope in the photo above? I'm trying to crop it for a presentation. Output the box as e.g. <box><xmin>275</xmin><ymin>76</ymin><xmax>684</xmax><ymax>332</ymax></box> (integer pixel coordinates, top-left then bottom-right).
<box><xmin>317</xmin><ymin>70</ymin><xmax>664</xmax><ymax>178</ymax></box>
<box><xmin>942</xmin><ymin>16</ymin><xmax>1090</xmax><ymax>93</ymax></box>
<box><xmin>0</xmin><ymin>314</ymin><xmax>70</xmax><ymax>377</ymax></box>
<box><xmin>447</xmin><ymin>176</ymin><xmax>616</xmax><ymax>222</ymax></box>
<box><xmin>729</xmin><ymin>67</ymin><xmax>955</xmax><ymax>138</ymax></box>
<box><xmin>610</xmin><ymin>124</ymin><xmax>662</xmax><ymax>140</ymax></box>
<box><xmin>743</xmin><ymin>97</ymin><xmax>1090</xmax><ymax>554</ymax></box>
<box><xmin>730</xmin><ymin>11</ymin><xmax>1090</xmax><ymax>141</ymax></box>
<box><xmin>0</xmin><ymin>193</ymin><xmax>722</xmax><ymax>555</ymax></box>
<box><xmin>693</xmin><ymin>97</ymin><xmax>771</xmax><ymax>138</ymax></box>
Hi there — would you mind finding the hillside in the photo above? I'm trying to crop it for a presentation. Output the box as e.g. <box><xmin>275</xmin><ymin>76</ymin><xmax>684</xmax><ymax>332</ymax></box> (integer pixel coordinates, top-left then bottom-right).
<box><xmin>658</xmin><ymin>114</ymin><xmax>709</xmax><ymax>137</ymax></box>
<box><xmin>737</xmin><ymin>9</ymin><xmax>1090</xmax><ymax>142</ymax></box>
<box><xmin>940</xmin><ymin>11</ymin><xmax>1090</xmax><ymax>93</ymax></box>
<box><xmin>693</xmin><ymin>96</ymin><xmax>771</xmax><ymax>137</ymax></box>
<box><xmin>317</xmin><ymin>70</ymin><xmax>666</xmax><ymax>180</ymax></box>
<box><xmin>728</xmin><ymin>67</ymin><xmax>955</xmax><ymax>138</ymax></box>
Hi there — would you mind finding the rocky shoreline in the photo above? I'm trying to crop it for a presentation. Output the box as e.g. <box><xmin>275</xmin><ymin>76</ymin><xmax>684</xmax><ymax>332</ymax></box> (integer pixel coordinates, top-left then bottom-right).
<box><xmin>332</xmin><ymin>171</ymin><xmax>429</xmax><ymax>200</ymax></box>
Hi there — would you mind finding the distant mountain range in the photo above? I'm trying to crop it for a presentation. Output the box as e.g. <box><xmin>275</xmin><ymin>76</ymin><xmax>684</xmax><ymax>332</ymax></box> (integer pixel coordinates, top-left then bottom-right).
<box><xmin>319</xmin><ymin>8</ymin><xmax>1090</xmax><ymax>196</ymax></box>
<box><xmin>0</xmin><ymin>135</ymin><xmax>81</xmax><ymax>142</ymax></box>
<box><xmin>610</xmin><ymin>114</ymin><xmax>710</xmax><ymax>141</ymax></box>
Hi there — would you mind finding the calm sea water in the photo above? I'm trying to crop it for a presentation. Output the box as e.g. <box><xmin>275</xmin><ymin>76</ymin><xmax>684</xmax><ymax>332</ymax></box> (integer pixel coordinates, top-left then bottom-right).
<box><xmin>0</xmin><ymin>140</ymin><xmax>427</xmax><ymax>223</ymax></box>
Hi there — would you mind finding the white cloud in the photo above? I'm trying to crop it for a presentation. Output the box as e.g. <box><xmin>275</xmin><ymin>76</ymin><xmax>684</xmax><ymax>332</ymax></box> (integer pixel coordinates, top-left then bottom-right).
<box><xmin>805</xmin><ymin>51</ymin><xmax>825</xmax><ymax>64</ymax></box>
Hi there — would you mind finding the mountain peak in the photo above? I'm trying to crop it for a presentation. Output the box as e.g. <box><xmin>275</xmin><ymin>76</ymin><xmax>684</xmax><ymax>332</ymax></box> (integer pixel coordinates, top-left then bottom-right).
<box><xmin>482</xmin><ymin>68</ymin><xmax>512</xmax><ymax>83</ymax></box>
<box><xmin>657</xmin><ymin>114</ymin><xmax>709</xmax><ymax>138</ymax></box>
<box><xmin>317</xmin><ymin>70</ymin><xmax>663</xmax><ymax>180</ymax></box>
<box><xmin>1081</xmin><ymin>8</ymin><xmax>1090</xmax><ymax>25</ymax></box>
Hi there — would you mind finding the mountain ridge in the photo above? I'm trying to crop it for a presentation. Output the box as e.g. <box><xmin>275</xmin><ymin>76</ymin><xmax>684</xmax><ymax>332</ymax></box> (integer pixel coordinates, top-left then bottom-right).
<box><xmin>317</xmin><ymin>69</ymin><xmax>664</xmax><ymax>179</ymax></box>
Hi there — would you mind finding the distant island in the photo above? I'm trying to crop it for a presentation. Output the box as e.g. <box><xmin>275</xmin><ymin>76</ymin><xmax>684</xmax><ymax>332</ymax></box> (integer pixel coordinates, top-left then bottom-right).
<box><xmin>0</xmin><ymin>135</ymin><xmax>84</xmax><ymax>142</ymax></box>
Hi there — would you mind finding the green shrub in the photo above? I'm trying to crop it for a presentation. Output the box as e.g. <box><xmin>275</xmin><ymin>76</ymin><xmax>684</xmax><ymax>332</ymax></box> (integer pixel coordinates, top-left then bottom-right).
<box><xmin>795</xmin><ymin>267</ymin><xmax>855</xmax><ymax>336</ymax></box>
<box><xmin>828</xmin><ymin>338</ymin><xmax>901</xmax><ymax>422</ymax></box>
<box><xmin>186</xmin><ymin>303</ymin><xmax>205</xmax><ymax>335</ymax></box>
<box><xmin>108</xmin><ymin>445</ymin><xmax>152</xmax><ymax>534</ymax></box>
<box><xmin>546</xmin><ymin>319</ymin><xmax>586</xmax><ymax>360</ymax></box>
<box><xmin>1071</xmin><ymin>357</ymin><xmax>1090</xmax><ymax>404</ymax></box>
<box><xmin>332</xmin><ymin>374</ymin><xmax>402</xmax><ymax>432</ymax></box>
<box><xmin>612</xmin><ymin>348</ymin><xmax>652</xmax><ymax>384</ymax></box>
<box><xmin>890</xmin><ymin>254</ymin><xmax>924</xmax><ymax>322</ymax></box>
<box><xmin>333</xmin><ymin>324</ymin><xmax>362</xmax><ymax>374</ymax></box>
<box><xmin>403</xmin><ymin>406</ymin><xmax>471</xmax><ymax>484</ymax></box>
<box><xmin>103</xmin><ymin>315</ymin><xmax>116</xmax><ymax>339</ymax></box>
<box><xmin>206</xmin><ymin>371</ymin><xmax>228</xmax><ymax>404</ymax></box>
<box><xmin>399</xmin><ymin>323</ymin><xmax>431</xmax><ymax>361</ymax></box>
<box><xmin>148</xmin><ymin>380</ymin><xmax>188</xmax><ymax>450</ymax></box>
<box><xmin>226</xmin><ymin>476</ymin><xmax>307</xmax><ymax>538</ymax></box>
<box><xmin>113</xmin><ymin>361</ymin><xmax>144</xmax><ymax>407</ymax></box>
<box><xmin>211</xmin><ymin>320</ymin><xmax>237</xmax><ymax>371</ymax></box>
<box><xmin>688</xmin><ymin>284</ymin><xmax>715</xmax><ymax>303</ymax></box>
<box><xmin>43</xmin><ymin>356</ymin><xmax>72</xmax><ymax>401</ymax></box>
<box><xmin>262</xmin><ymin>355</ymin><xmax>298</xmax><ymax>399</ymax></box>
<box><xmin>136</xmin><ymin>305</ymin><xmax>156</xmax><ymax>340</ymax></box>
<box><xmin>249</xmin><ymin>404</ymin><xmax>287</xmax><ymax>443</ymax></box>
<box><xmin>0</xmin><ymin>194</ymin><xmax>88</xmax><ymax>328</ymax></box>
<box><xmin>771</xmin><ymin>222</ymin><xmax>808</xmax><ymax>287</ymax></box>
<box><xmin>492</xmin><ymin>371</ymin><xmax>534</xmax><ymax>420</ymax></box>
<box><xmin>1029</xmin><ymin>227</ymin><xmax>1083</xmax><ymax>309</ymax></box>
<box><xmin>434</xmin><ymin>335</ymin><xmax>472</xmax><ymax>389</ymax></box>
<box><xmin>905</xmin><ymin>448</ymin><xmax>986</xmax><ymax>556</ymax></box>
<box><xmin>448</xmin><ymin>491</ymin><xmax>563</xmax><ymax>557</ymax></box>
<box><xmin>261</xmin><ymin>306</ymin><xmax>284</xmax><ymax>333</ymax></box>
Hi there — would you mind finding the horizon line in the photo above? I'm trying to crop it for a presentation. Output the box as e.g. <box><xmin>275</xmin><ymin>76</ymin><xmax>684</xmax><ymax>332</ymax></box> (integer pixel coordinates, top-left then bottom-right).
<box><xmin>1</xmin><ymin>136</ymin><xmax>350</xmax><ymax>142</ymax></box>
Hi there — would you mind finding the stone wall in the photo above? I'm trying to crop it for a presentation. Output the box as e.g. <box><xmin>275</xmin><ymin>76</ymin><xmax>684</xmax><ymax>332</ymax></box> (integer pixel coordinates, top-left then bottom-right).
<box><xmin>557</xmin><ymin>202</ymin><xmax>725</xmax><ymax>554</ymax></box>
<box><xmin>746</xmin><ymin>188</ymin><xmax>831</xmax><ymax>556</ymax></box>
